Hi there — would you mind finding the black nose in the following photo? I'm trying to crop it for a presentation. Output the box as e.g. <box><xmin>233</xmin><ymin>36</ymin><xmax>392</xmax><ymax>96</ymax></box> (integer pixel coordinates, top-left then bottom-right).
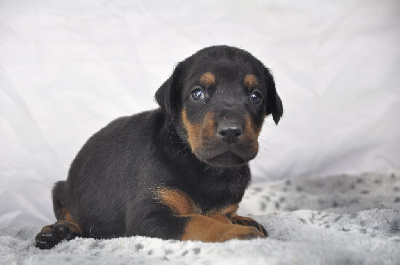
<box><xmin>217</xmin><ymin>122</ymin><xmax>243</xmax><ymax>144</ymax></box>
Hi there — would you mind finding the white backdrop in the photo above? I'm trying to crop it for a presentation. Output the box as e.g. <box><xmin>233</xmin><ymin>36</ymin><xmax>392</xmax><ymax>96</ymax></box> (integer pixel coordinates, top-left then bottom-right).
<box><xmin>0</xmin><ymin>0</ymin><xmax>399</xmax><ymax>228</ymax></box>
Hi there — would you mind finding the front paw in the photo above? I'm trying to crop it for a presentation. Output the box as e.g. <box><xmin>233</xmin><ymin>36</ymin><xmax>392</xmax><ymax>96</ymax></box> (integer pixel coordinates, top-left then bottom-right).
<box><xmin>221</xmin><ymin>224</ymin><xmax>266</xmax><ymax>241</ymax></box>
<box><xmin>231</xmin><ymin>216</ymin><xmax>268</xmax><ymax>237</ymax></box>
<box><xmin>181</xmin><ymin>215</ymin><xmax>267</xmax><ymax>242</ymax></box>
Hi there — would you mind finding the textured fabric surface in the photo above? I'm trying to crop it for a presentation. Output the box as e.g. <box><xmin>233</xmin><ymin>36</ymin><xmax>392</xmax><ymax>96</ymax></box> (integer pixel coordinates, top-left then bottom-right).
<box><xmin>1</xmin><ymin>171</ymin><xmax>399</xmax><ymax>265</ymax></box>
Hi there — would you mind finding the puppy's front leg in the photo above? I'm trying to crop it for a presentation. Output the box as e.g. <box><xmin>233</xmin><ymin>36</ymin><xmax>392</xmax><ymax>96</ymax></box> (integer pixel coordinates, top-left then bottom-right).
<box><xmin>124</xmin><ymin>197</ymin><xmax>265</xmax><ymax>242</ymax></box>
<box><xmin>181</xmin><ymin>214</ymin><xmax>266</xmax><ymax>242</ymax></box>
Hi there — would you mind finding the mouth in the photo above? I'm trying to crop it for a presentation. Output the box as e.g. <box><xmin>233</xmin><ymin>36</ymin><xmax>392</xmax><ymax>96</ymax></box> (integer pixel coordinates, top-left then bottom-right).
<box><xmin>192</xmin><ymin>141</ymin><xmax>259</xmax><ymax>168</ymax></box>
<box><xmin>192</xmin><ymin>138</ymin><xmax>259</xmax><ymax>168</ymax></box>
<box><xmin>204</xmin><ymin>151</ymin><xmax>247</xmax><ymax>167</ymax></box>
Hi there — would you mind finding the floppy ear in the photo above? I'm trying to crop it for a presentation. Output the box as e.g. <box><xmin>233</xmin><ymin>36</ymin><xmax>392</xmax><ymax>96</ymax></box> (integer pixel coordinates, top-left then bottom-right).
<box><xmin>264</xmin><ymin>67</ymin><xmax>283</xmax><ymax>125</ymax></box>
<box><xmin>155</xmin><ymin>63</ymin><xmax>182</xmax><ymax>116</ymax></box>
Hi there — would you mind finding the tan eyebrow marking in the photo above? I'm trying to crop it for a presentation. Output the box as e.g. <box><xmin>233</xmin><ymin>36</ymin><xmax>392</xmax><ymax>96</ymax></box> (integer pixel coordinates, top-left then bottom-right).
<box><xmin>199</xmin><ymin>72</ymin><xmax>216</xmax><ymax>86</ymax></box>
<box><xmin>243</xmin><ymin>74</ymin><xmax>258</xmax><ymax>88</ymax></box>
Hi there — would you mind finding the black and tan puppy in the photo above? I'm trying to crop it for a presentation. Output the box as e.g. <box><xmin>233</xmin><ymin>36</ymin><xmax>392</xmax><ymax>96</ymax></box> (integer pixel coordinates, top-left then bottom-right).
<box><xmin>35</xmin><ymin>45</ymin><xmax>283</xmax><ymax>249</ymax></box>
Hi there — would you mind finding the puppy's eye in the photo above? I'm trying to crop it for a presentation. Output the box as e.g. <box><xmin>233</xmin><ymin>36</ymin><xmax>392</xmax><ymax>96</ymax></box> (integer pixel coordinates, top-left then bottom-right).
<box><xmin>191</xmin><ymin>87</ymin><xmax>205</xmax><ymax>101</ymax></box>
<box><xmin>250</xmin><ymin>90</ymin><xmax>263</xmax><ymax>104</ymax></box>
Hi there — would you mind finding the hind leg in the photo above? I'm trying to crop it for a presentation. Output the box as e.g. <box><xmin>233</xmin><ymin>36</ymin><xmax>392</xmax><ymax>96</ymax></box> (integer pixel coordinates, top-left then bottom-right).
<box><xmin>35</xmin><ymin>207</ymin><xmax>83</xmax><ymax>249</ymax></box>
<box><xmin>35</xmin><ymin>181</ymin><xmax>83</xmax><ymax>249</ymax></box>
<box><xmin>35</xmin><ymin>218</ymin><xmax>82</xmax><ymax>249</ymax></box>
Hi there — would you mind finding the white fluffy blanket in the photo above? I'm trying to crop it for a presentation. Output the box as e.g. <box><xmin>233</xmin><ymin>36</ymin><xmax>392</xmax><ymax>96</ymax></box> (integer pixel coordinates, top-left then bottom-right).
<box><xmin>1</xmin><ymin>171</ymin><xmax>400</xmax><ymax>265</ymax></box>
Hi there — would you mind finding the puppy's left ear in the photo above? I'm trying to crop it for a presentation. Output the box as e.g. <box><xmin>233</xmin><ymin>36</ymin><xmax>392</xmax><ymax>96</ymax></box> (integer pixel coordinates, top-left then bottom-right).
<box><xmin>264</xmin><ymin>67</ymin><xmax>283</xmax><ymax>125</ymax></box>
<box><xmin>155</xmin><ymin>63</ymin><xmax>182</xmax><ymax>117</ymax></box>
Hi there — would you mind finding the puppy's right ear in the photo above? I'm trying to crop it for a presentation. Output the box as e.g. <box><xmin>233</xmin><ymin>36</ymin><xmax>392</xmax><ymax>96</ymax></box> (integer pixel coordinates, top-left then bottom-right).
<box><xmin>155</xmin><ymin>63</ymin><xmax>182</xmax><ymax>116</ymax></box>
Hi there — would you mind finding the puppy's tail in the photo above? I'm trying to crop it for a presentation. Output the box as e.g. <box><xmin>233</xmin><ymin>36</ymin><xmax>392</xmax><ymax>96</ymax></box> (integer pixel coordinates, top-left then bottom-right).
<box><xmin>52</xmin><ymin>181</ymin><xmax>66</xmax><ymax>220</ymax></box>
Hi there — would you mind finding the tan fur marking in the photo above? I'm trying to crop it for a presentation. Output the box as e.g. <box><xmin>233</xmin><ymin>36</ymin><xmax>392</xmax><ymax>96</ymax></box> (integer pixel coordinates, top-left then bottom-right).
<box><xmin>244</xmin><ymin>114</ymin><xmax>259</xmax><ymax>137</ymax></box>
<box><xmin>156</xmin><ymin>188</ymin><xmax>200</xmax><ymax>215</ymax></box>
<box><xmin>182</xmin><ymin>214</ymin><xmax>265</xmax><ymax>242</ymax></box>
<box><xmin>231</xmin><ymin>215</ymin><xmax>257</xmax><ymax>224</ymax></box>
<box><xmin>57</xmin><ymin>220</ymin><xmax>83</xmax><ymax>235</ymax></box>
<box><xmin>200</xmin><ymin>72</ymin><xmax>216</xmax><ymax>87</ymax></box>
<box><xmin>201</xmin><ymin>111</ymin><xmax>216</xmax><ymax>139</ymax></box>
<box><xmin>220</xmin><ymin>204</ymin><xmax>239</xmax><ymax>216</ymax></box>
<box><xmin>243</xmin><ymin>74</ymin><xmax>258</xmax><ymax>88</ymax></box>
<box><xmin>243</xmin><ymin>114</ymin><xmax>261</xmax><ymax>152</ymax></box>
<box><xmin>182</xmin><ymin>109</ymin><xmax>201</xmax><ymax>152</ymax></box>
<box><xmin>63</xmin><ymin>211</ymin><xmax>75</xmax><ymax>223</ymax></box>
<box><xmin>231</xmin><ymin>215</ymin><xmax>267</xmax><ymax>236</ymax></box>
<box><xmin>41</xmin><ymin>226</ymin><xmax>54</xmax><ymax>234</ymax></box>
<box><xmin>55</xmin><ymin>207</ymin><xmax>83</xmax><ymax>235</ymax></box>
<box><xmin>208</xmin><ymin>214</ymin><xmax>232</xmax><ymax>224</ymax></box>
<box><xmin>182</xmin><ymin>109</ymin><xmax>216</xmax><ymax>153</ymax></box>
<box><xmin>205</xmin><ymin>204</ymin><xmax>239</xmax><ymax>217</ymax></box>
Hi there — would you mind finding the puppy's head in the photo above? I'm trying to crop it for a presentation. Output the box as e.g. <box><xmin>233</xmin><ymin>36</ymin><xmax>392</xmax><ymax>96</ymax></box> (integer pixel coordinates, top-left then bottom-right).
<box><xmin>156</xmin><ymin>45</ymin><xmax>283</xmax><ymax>167</ymax></box>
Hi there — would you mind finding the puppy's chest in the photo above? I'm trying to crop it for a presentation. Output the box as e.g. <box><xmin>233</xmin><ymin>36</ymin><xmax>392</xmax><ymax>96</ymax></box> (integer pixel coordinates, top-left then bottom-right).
<box><xmin>155</xmin><ymin>187</ymin><xmax>239</xmax><ymax>217</ymax></box>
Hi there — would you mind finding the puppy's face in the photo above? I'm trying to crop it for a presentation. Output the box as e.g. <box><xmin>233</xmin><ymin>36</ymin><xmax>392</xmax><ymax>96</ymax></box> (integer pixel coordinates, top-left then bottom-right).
<box><xmin>181</xmin><ymin>69</ymin><xmax>267</xmax><ymax>168</ymax></box>
<box><xmin>156</xmin><ymin>46</ymin><xmax>283</xmax><ymax>168</ymax></box>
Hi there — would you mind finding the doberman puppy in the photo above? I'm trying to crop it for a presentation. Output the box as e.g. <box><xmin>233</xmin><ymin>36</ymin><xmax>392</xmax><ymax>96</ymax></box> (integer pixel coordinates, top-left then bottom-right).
<box><xmin>34</xmin><ymin>45</ymin><xmax>283</xmax><ymax>249</ymax></box>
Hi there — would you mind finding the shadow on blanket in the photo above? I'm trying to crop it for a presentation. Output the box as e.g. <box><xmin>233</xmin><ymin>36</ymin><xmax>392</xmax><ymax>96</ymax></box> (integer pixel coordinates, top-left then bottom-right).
<box><xmin>1</xmin><ymin>171</ymin><xmax>400</xmax><ymax>265</ymax></box>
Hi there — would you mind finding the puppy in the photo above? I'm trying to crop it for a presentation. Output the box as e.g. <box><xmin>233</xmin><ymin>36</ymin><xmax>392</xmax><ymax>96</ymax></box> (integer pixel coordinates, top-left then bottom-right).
<box><xmin>35</xmin><ymin>45</ymin><xmax>283</xmax><ymax>249</ymax></box>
